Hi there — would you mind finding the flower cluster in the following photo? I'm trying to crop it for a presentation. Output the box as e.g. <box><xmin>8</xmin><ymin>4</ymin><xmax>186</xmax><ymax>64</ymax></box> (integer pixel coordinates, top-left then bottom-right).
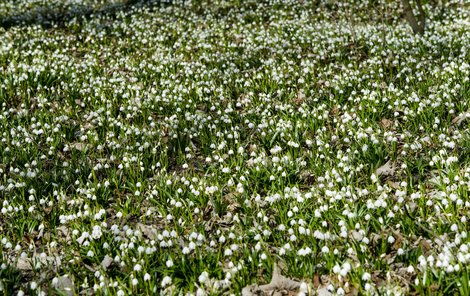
<box><xmin>0</xmin><ymin>0</ymin><xmax>470</xmax><ymax>295</ymax></box>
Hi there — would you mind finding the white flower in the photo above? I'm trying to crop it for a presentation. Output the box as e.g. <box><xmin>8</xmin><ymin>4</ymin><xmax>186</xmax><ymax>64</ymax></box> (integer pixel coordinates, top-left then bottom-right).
<box><xmin>30</xmin><ymin>282</ymin><xmax>37</xmax><ymax>290</ymax></box>
<box><xmin>198</xmin><ymin>271</ymin><xmax>209</xmax><ymax>283</ymax></box>
<box><xmin>333</xmin><ymin>264</ymin><xmax>341</xmax><ymax>274</ymax></box>
<box><xmin>144</xmin><ymin>273</ymin><xmax>151</xmax><ymax>281</ymax></box>
<box><xmin>407</xmin><ymin>266</ymin><xmax>415</xmax><ymax>273</ymax></box>
<box><xmin>92</xmin><ymin>225</ymin><xmax>102</xmax><ymax>239</ymax></box>
<box><xmin>298</xmin><ymin>282</ymin><xmax>308</xmax><ymax>296</ymax></box>
<box><xmin>196</xmin><ymin>287</ymin><xmax>205</xmax><ymax>296</ymax></box>
<box><xmin>370</xmin><ymin>174</ymin><xmax>378</xmax><ymax>183</ymax></box>
<box><xmin>161</xmin><ymin>276</ymin><xmax>172</xmax><ymax>287</ymax></box>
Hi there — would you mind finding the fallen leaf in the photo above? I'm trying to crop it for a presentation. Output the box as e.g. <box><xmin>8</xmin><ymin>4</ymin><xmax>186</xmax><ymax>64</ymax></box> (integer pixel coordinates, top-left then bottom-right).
<box><xmin>380</xmin><ymin>118</ymin><xmax>394</xmax><ymax>129</ymax></box>
<box><xmin>387</xmin><ymin>180</ymin><xmax>400</xmax><ymax>189</ymax></box>
<box><xmin>70</xmin><ymin>142</ymin><xmax>89</xmax><ymax>151</ymax></box>
<box><xmin>57</xmin><ymin>226</ymin><xmax>72</xmax><ymax>243</ymax></box>
<box><xmin>293</xmin><ymin>90</ymin><xmax>306</xmax><ymax>105</ymax></box>
<box><xmin>313</xmin><ymin>274</ymin><xmax>321</xmax><ymax>288</ymax></box>
<box><xmin>136</xmin><ymin>223</ymin><xmax>158</xmax><ymax>240</ymax></box>
<box><xmin>241</xmin><ymin>263</ymin><xmax>302</xmax><ymax>296</ymax></box>
<box><xmin>407</xmin><ymin>202</ymin><xmax>418</xmax><ymax>214</ymax></box>
<box><xmin>419</xmin><ymin>239</ymin><xmax>432</xmax><ymax>252</ymax></box>
<box><xmin>376</xmin><ymin>160</ymin><xmax>396</xmax><ymax>177</ymax></box>
<box><xmin>429</xmin><ymin>283</ymin><xmax>440</xmax><ymax>291</ymax></box>
<box><xmin>16</xmin><ymin>258</ymin><xmax>32</xmax><ymax>271</ymax></box>
<box><xmin>371</xmin><ymin>233</ymin><xmax>382</xmax><ymax>245</ymax></box>
<box><xmin>317</xmin><ymin>287</ymin><xmax>333</xmax><ymax>296</ymax></box>
<box><xmin>391</xmin><ymin>231</ymin><xmax>405</xmax><ymax>250</ymax></box>
<box><xmin>435</xmin><ymin>234</ymin><xmax>448</xmax><ymax>248</ymax></box>
<box><xmin>52</xmin><ymin>276</ymin><xmax>74</xmax><ymax>296</ymax></box>
<box><xmin>101</xmin><ymin>255</ymin><xmax>113</xmax><ymax>270</ymax></box>
<box><xmin>17</xmin><ymin>255</ymin><xmax>61</xmax><ymax>271</ymax></box>
<box><xmin>372</xmin><ymin>271</ymin><xmax>385</xmax><ymax>288</ymax></box>
<box><xmin>452</xmin><ymin>112</ymin><xmax>470</xmax><ymax>126</ymax></box>
<box><xmin>76</xmin><ymin>235</ymin><xmax>86</xmax><ymax>245</ymax></box>
<box><xmin>351</xmin><ymin>230</ymin><xmax>363</xmax><ymax>242</ymax></box>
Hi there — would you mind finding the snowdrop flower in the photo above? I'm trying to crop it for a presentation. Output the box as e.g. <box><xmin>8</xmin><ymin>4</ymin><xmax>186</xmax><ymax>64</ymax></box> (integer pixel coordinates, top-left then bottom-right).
<box><xmin>198</xmin><ymin>271</ymin><xmax>209</xmax><ymax>284</ymax></box>
<box><xmin>161</xmin><ymin>276</ymin><xmax>172</xmax><ymax>287</ymax></box>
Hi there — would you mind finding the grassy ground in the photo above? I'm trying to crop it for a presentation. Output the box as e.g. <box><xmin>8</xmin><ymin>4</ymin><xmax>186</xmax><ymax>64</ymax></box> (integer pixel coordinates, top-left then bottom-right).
<box><xmin>1</xmin><ymin>0</ymin><xmax>470</xmax><ymax>295</ymax></box>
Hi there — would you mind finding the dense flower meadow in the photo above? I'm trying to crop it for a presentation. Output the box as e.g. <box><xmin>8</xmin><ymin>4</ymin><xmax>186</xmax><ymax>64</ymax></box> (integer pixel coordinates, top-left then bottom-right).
<box><xmin>1</xmin><ymin>0</ymin><xmax>470</xmax><ymax>295</ymax></box>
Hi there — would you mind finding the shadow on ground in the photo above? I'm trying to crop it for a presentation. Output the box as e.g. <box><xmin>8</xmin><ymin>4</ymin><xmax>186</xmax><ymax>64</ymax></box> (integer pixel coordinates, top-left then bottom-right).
<box><xmin>0</xmin><ymin>0</ymin><xmax>172</xmax><ymax>29</ymax></box>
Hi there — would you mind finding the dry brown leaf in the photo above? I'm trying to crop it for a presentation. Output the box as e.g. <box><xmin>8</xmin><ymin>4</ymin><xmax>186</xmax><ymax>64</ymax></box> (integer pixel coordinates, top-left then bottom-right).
<box><xmin>407</xmin><ymin>202</ymin><xmax>418</xmax><ymax>214</ymax></box>
<box><xmin>371</xmin><ymin>233</ymin><xmax>382</xmax><ymax>245</ymax></box>
<box><xmin>391</xmin><ymin>229</ymin><xmax>405</xmax><ymax>249</ymax></box>
<box><xmin>419</xmin><ymin>239</ymin><xmax>432</xmax><ymax>252</ymax></box>
<box><xmin>351</xmin><ymin>230</ymin><xmax>363</xmax><ymax>242</ymax></box>
<box><xmin>136</xmin><ymin>223</ymin><xmax>158</xmax><ymax>240</ymax></box>
<box><xmin>52</xmin><ymin>276</ymin><xmax>75</xmax><ymax>296</ymax></box>
<box><xmin>57</xmin><ymin>225</ymin><xmax>72</xmax><ymax>244</ymax></box>
<box><xmin>387</xmin><ymin>180</ymin><xmax>400</xmax><ymax>189</ymax></box>
<box><xmin>372</xmin><ymin>271</ymin><xmax>385</xmax><ymax>288</ymax></box>
<box><xmin>313</xmin><ymin>274</ymin><xmax>321</xmax><ymax>288</ymax></box>
<box><xmin>380</xmin><ymin>118</ymin><xmax>394</xmax><ymax>130</ymax></box>
<box><xmin>435</xmin><ymin>234</ymin><xmax>448</xmax><ymax>248</ymax></box>
<box><xmin>70</xmin><ymin>142</ymin><xmax>89</xmax><ymax>151</ymax></box>
<box><xmin>452</xmin><ymin>112</ymin><xmax>470</xmax><ymax>126</ymax></box>
<box><xmin>17</xmin><ymin>255</ymin><xmax>61</xmax><ymax>271</ymax></box>
<box><xmin>317</xmin><ymin>287</ymin><xmax>333</xmax><ymax>296</ymax></box>
<box><xmin>241</xmin><ymin>263</ymin><xmax>302</xmax><ymax>296</ymax></box>
<box><xmin>376</xmin><ymin>160</ymin><xmax>396</xmax><ymax>177</ymax></box>
<box><xmin>346</xmin><ymin>284</ymin><xmax>359</xmax><ymax>296</ymax></box>
<box><xmin>429</xmin><ymin>283</ymin><xmax>440</xmax><ymax>292</ymax></box>
<box><xmin>293</xmin><ymin>90</ymin><xmax>306</xmax><ymax>105</ymax></box>
<box><xmin>101</xmin><ymin>255</ymin><xmax>113</xmax><ymax>270</ymax></box>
